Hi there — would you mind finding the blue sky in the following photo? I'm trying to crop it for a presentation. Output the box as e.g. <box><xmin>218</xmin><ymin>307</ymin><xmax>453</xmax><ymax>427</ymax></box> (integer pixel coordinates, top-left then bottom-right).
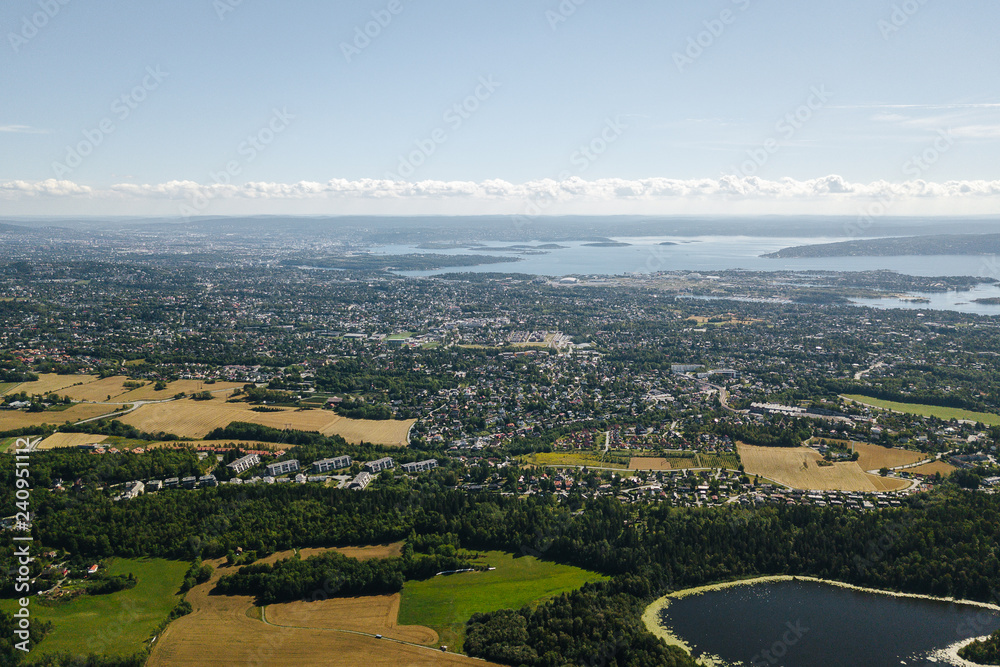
<box><xmin>1</xmin><ymin>0</ymin><xmax>999</xmax><ymax>216</ymax></box>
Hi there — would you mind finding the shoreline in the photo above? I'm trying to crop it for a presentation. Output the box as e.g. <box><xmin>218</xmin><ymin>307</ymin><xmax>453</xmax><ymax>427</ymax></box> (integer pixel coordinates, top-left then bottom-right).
<box><xmin>642</xmin><ymin>575</ymin><xmax>1000</xmax><ymax>667</ymax></box>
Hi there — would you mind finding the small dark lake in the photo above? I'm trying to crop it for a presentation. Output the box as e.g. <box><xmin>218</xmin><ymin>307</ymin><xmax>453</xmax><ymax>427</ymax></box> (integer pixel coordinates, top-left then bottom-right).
<box><xmin>658</xmin><ymin>579</ymin><xmax>1000</xmax><ymax>666</ymax></box>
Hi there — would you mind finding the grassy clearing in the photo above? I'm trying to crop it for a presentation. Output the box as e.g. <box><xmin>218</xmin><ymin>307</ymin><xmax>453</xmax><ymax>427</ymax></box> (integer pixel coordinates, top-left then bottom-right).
<box><xmin>0</xmin><ymin>558</ymin><xmax>189</xmax><ymax>662</ymax></box>
<box><xmin>843</xmin><ymin>395</ymin><xmax>1000</xmax><ymax>426</ymax></box>
<box><xmin>398</xmin><ymin>550</ymin><xmax>607</xmax><ymax>652</ymax></box>
<box><xmin>0</xmin><ymin>382</ymin><xmax>20</xmax><ymax>395</ymax></box>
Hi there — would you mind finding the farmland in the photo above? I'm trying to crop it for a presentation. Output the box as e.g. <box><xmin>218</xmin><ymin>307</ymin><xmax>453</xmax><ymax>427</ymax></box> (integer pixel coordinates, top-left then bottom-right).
<box><xmin>738</xmin><ymin>443</ymin><xmax>909</xmax><ymax>492</ymax></box>
<box><xmin>842</xmin><ymin>395</ymin><xmax>1000</xmax><ymax>426</ymax></box>
<box><xmin>397</xmin><ymin>550</ymin><xmax>608</xmax><ymax>652</ymax></box>
<box><xmin>35</xmin><ymin>432</ymin><xmax>110</xmax><ymax>449</ymax></box>
<box><xmin>839</xmin><ymin>441</ymin><xmax>928</xmax><ymax>471</ymax></box>
<box><xmin>1</xmin><ymin>374</ymin><xmax>99</xmax><ymax>397</ymax></box>
<box><xmin>0</xmin><ymin>404</ymin><xmax>118</xmax><ymax>431</ymax></box>
<box><xmin>117</xmin><ymin>399</ymin><xmax>414</xmax><ymax>445</ymax></box>
<box><xmin>629</xmin><ymin>456</ymin><xmax>698</xmax><ymax>471</ymax></box>
<box><xmin>0</xmin><ymin>558</ymin><xmax>189</xmax><ymax>662</ymax></box>
<box><xmin>149</xmin><ymin>547</ymin><xmax>493</xmax><ymax>667</ymax></box>
<box><xmin>908</xmin><ymin>460</ymin><xmax>959</xmax><ymax>477</ymax></box>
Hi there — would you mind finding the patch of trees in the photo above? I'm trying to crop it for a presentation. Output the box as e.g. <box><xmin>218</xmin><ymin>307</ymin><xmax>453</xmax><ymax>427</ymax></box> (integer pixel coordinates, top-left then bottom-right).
<box><xmin>707</xmin><ymin>420</ymin><xmax>811</xmax><ymax>447</ymax></box>
<box><xmin>180</xmin><ymin>559</ymin><xmax>213</xmax><ymax>592</ymax></box>
<box><xmin>84</xmin><ymin>572</ymin><xmax>136</xmax><ymax>596</ymax></box>
<box><xmin>214</xmin><ymin>550</ymin><xmax>471</xmax><ymax>604</ymax></box>
<box><xmin>466</xmin><ymin>579</ymin><xmax>696</xmax><ymax>667</ymax></box>
<box><xmin>334</xmin><ymin>398</ymin><xmax>393</xmax><ymax>420</ymax></box>
<box><xmin>959</xmin><ymin>628</ymin><xmax>1000</xmax><ymax>665</ymax></box>
<box><xmin>0</xmin><ymin>447</ymin><xmax>204</xmax><ymax>502</ymax></box>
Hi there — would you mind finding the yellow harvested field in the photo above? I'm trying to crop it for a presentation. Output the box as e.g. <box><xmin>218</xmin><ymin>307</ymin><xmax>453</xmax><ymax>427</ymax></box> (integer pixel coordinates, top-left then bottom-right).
<box><xmin>326</xmin><ymin>417</ymin><xmax>414</xmax><ymax>446</ymax></box>
<box><xmin>119</xmin><ymin>400</ymin><xmax>413</xmax><ymax>445</ymax></box>
<box><xmin>58</xmin><ymin>376</ymin><xmax>137</xmax><ymax>402</ymax></box>
<box><xmin>851</xmin><ymin>441</ymin><xmax>927</xmax><ymax>471</ymax></box>
<box><xmin>35</xmin><ymin>432</ymin><xmax>108</xmax><ymax>449</ymax></box>
<box><xmin>114</xmin><ymin>380</ymin><xmax>244</xmax><ymax>403</ymax></box>
<box><xmin>909</xmin><ymin>460</ymin><xmax>958</xmax><ymax>477</ymax></box>
<box><xmin>266</xmin><ymin>594</ymin><xmax>438</xmax><ymax>645</ymax></box>
<box><xmin>1</xmin><ymin>374</ymin><xmax>99</xmax><ymax>397</ymax></box>
<box><xmin>333</xmin><ymin>543</ymin><xmax>404</xmax><ymax>560</ymax></box>
<box><xmin>2</xmin><ymin>374</ymin><xmax>243</xmax><ymax>405</ymax></box>
<box><xmin>0</xmin><ymin>404</ymin><xmax>118</xmax><ymax>431</ymax></box>
<box><xmin>149</xmin><ymin>549</ymin><xmax>493</xmax><ymax>667</ymax></box>
<box><xmin>629</xmin><ymin>457</ymin><xmax>673</xmax><ymax>471</ymax></box>
<box><xmin>738</xmin><ymin>443</ymin><xmax>909</xmax><ymax>492</ymax></box>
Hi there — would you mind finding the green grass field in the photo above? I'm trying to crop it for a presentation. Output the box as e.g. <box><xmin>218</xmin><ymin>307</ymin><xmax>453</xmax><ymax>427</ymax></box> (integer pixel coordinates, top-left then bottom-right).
<box><xmin>0</xmin><ymin>382</ymin><xmax>20</xmax><ymax>395</ymax></box>
<box><xmin>0</xmin><ymin>558</ymin><xmax>189</xmax><ymax>662</ymax></box>
<box><xmin>843</xmin><ymin>395</ymin><xmax>1000</xmax><ymax>426</ymax></box>
<box><xmin>398</xmin><ymin>550</ymin><xmax>607</xmax><ymax>652</ymax></box>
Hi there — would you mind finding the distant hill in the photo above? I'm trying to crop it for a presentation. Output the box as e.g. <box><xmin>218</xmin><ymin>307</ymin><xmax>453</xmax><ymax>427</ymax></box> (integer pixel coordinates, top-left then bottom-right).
<box><xmin>763</xmin><ymin>233</ymin><xmax>1000</xmax><ymax>258</ymax></box>
<box><xmin>0</xmin><ymin>222</ymin><xmax>30</xmax><ymax>233</ymax></box>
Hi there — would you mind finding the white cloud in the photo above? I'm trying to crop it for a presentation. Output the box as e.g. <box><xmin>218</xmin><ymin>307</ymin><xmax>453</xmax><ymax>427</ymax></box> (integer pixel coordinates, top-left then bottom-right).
<box><xmin>2</xmin><ymin>176</ymin><xmax>999</xmax><ymax>216</ymax></box>
<box><xmin>0</xmin><ymin>124</ymin><xmax>48</xmax><ymax>134</ymax></box>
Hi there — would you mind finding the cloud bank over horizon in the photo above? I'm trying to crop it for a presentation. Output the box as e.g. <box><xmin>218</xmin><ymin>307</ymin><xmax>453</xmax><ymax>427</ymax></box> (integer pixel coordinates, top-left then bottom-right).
<box><xmin>2</xmin><ymin>175</ymin><xmax>1000</xmax><ymax>218</ymax></box>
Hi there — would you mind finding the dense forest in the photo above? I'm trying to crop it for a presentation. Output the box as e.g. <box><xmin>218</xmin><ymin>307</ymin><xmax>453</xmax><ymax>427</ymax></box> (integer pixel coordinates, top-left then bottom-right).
<box><xmin>4</xmin><ymin>471</ymin><xmax>1000</xmax><ymax>666</ymax></box>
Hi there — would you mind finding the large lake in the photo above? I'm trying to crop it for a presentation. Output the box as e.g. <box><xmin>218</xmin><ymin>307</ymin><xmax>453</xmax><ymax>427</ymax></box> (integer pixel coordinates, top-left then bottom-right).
<box><xmin>656</xmin><ymin>579</ymin><xmax>1000</xmax><ymax>667</ymax></box>
<box><xmin>377</xmin><ymin>235</ymin><xmax>1000</xmax><ymax>315</ymax></box>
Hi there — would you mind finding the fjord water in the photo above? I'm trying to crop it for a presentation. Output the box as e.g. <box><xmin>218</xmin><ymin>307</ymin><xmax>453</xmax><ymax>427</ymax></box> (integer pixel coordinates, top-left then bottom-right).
<box><xmin>659</xmin><ymin>580</ymin><xmax>1000</xmax><ymax>667</ymax></box>
<box><xmin>383</xmin><ymin>235</ymin><xmax>1000</xmax><ymax>278</ymax></box>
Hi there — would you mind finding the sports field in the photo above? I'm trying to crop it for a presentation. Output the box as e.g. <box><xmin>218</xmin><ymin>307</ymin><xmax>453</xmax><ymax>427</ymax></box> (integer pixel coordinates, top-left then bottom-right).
<box><xmin>398</xmin><ymin>550</ymin><xmax>608</xmax><ymax>652</ymax></box>
<box><xmin>842</xmin><ymin>395</ymin><xmax>1000</xmax><ymax>426</ymax></box>
<box><xmin>118</xmin><ymin>400</ymin><xmax>414</xmax><ymax>445</ymax></box>
<box><xmin>738</xmin><ymin>443</ymin><xmax>909</xmax><ymax>492</ymax></box>
<box><xmin>0</xmin><ymin>558</ymin><xmax>189</xmax><ymax>662</ymax></box>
